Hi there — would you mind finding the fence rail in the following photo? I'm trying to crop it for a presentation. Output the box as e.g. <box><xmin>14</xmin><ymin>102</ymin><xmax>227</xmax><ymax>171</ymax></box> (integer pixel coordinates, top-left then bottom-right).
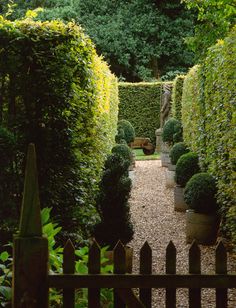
<box><xmin>11</xmin><ymin>144</ymin><xmax>236</xmax><ymax>307</ymax></box>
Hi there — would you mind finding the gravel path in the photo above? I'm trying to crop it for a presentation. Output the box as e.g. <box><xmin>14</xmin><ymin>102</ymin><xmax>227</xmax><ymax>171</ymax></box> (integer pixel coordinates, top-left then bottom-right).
<box><xmin>129</xmin><ymin>159</ymin><xmax>236</xmax><ymax>308</ymax></box>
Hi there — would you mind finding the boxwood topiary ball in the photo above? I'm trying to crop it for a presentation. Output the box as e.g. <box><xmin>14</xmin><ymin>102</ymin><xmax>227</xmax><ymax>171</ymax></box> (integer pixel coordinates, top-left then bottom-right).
<box><xmin>117</xmin><ymin>119</ymin><xmax>135</xmax><ymax>144</ymax></box>
<box><xmin>112</xmin><ymin>144</ymin><xmax>132</xmax><ymax>165</ymax></box>
<box><xmin>175</xmin><ymin>152</ymin><xmax>200</xmax><ymax>187</ymax></box>
<box><xmin>169</xmin><ymin>142</ymin><xmax>189</xmax><ymax>165</ymax></box>
<box><xmin>162</xmin><ymin>118</ymin><xmax>182</xmax><ymax>145</ymax></box>
<box><xmin>184</xmin><ymin>172</ymin><xmax>218</xmax><ymax>214</ymax></box>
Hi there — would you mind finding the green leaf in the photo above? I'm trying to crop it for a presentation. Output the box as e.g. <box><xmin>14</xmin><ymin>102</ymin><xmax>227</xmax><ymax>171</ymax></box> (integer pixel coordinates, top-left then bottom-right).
<box><xmin>0</xmin><ymin>286</ymin><xmax>12</xmax><ymax>300</ymax></box>
<box><xmin>0</xmin><ymin>252</ymin><xmax>9</xmax><ymax>262</ymax></box>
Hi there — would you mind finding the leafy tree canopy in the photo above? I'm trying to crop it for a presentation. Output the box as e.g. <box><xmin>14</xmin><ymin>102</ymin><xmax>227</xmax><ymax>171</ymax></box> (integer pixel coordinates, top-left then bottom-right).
<box><xmin>182</xmin><ymin>0</ymin><xmax>236</xmax><ymax>60</ymax></box>
<box><xmin>0</xmin><ymin>0</ymin><xmax>196</xmax><ymax>81</ymax></box>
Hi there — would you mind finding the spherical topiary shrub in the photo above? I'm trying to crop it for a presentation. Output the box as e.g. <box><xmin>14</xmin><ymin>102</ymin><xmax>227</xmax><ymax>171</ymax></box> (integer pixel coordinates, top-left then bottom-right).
<box><xmin>112</xmin><ymin>144</ymin><xmax>132</xmax><ymax>165</ymax></box>
<box><xmin>116</xmin><ymin>119</ymin><xmax>135</xmax><ymax>144</ymax></box>
<box><xmin>184</xmin><ymin>173</ymin><xmax>218</xmax><ymax>214</ymax></box>
<box><xmin>169</xmin><ymin>142</ymin><xmax>189</xmax><ymax>165</ymax></box>
<box><xmin>175</xmin><ymin>152</ymin><xmax>200</xmax><ymax>187</ymax></box>
<box><xmin>93</xmin><ymin>152</ymin><xmax>134</xmax><ymax>248</ymax></box>
<box><xmin>162</xmin><ymin>118</ymin><xmax>182</xmax><ymax>145</ymax></box>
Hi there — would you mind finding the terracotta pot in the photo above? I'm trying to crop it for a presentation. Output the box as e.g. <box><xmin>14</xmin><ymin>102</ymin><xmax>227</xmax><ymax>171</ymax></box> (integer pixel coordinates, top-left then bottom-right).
<box><xmin>104</xmin><ymin>246</ymin><xmax>133</xmax><ymax>273</ymax></box>
<box><xmin>174</xmin><ymin>185</ymin><xmax>187</xmax><ymax>212</ymax></box>
<box><xmin>165</xmin><ymin>170</ymin><xmax>175</xmax><ymax>188</ymax></box>
<box><xmin>186</xmin><ymin>210</ymin><xmax>220</xmax><ymax>245</ymax></box>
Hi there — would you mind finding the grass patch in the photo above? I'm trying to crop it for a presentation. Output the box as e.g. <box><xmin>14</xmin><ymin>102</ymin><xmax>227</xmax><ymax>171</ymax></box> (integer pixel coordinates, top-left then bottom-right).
<box><xmin>133</xmin><ymin>148</ymin><xmax>160</xmax><ymax>160</ymax></box>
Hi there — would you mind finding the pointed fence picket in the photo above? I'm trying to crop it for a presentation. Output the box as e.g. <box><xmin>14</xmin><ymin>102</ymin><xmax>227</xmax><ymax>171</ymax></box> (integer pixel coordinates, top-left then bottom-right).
<box><xmin>12</xmin><ymin>144</ymin><xmax>236</xmax><ymax>307</ymax></box>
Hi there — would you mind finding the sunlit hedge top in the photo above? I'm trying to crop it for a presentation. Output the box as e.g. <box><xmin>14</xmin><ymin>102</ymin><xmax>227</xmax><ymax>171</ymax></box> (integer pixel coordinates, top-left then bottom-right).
<box><xmin>0</xmin><ymin>17</ymin><xmax>119</xmax><ymax>240</ymax></box>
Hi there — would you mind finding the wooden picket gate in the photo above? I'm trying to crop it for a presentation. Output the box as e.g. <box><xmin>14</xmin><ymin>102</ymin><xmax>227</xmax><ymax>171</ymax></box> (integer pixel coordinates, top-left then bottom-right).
<box><xmin>12</xmin><ymin>144</ymin><xmax>236</xmax><ymax>307</ymax></box>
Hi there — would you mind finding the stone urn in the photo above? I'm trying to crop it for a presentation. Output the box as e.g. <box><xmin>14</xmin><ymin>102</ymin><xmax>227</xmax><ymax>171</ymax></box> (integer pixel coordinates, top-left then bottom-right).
<box><xmin>186</xmin><ymin>210</ymin><xmax>220</xmax><ymax>244</ymax></box>
<box><xmin>174</xmin><ymin>185</ymin><xmax>187</xmax><ymax>212</ymax></box>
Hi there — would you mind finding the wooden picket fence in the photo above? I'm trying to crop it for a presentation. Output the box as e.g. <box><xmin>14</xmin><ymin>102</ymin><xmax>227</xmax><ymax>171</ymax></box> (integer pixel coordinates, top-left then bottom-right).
<box><xmin>11</xmin><ymin>144</ymin><xmax>236</xmax><ymax>307</ymax></box>
<box><xmin>47</xmin><ymin>238</ymin><xmax>236</xmax><ymax>308</ymax></box>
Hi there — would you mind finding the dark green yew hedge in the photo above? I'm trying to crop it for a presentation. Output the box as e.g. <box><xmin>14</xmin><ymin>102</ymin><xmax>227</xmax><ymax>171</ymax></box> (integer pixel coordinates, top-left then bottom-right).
<box><xmin>118</xmin><ymin>82</ymin><xmax>162</xmax><ymax>144</ymax></box>
<box><xmin>181</xmin><ymin>26</ymin><xmax>236</xmax><ymax>249</ymax></box>
<box><xmin>0</xmin><ymin>17</ymin><xmax>119</xmax><ymax>241</ymax></box>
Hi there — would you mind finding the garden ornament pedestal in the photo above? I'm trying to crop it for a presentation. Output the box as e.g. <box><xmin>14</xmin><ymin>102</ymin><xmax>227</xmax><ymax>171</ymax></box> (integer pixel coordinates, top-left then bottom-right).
<box><xmin>165</xmin><ymin>170</ymin><xmax>175</xmax><ymax>188</ymax></box>
<box><xmin>174</xmin><ymin>185</ymin><xmax>187</xmax><ymax>212</ymax></box>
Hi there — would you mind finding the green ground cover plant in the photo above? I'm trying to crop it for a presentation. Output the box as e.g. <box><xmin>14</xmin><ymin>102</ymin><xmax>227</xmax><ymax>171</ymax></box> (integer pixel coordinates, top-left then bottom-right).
<box><xmin>0</xmin><ymin>207</ymin><xmax>113</xmax><ymax>307</ymax></box>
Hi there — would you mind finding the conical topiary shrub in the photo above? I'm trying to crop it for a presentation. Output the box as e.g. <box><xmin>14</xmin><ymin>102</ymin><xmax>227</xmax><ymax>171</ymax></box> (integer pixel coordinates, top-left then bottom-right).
<box><xmin>93</xmin><ymin>152</ymin><xmax>134</xmax><ymax>248</ymax></box>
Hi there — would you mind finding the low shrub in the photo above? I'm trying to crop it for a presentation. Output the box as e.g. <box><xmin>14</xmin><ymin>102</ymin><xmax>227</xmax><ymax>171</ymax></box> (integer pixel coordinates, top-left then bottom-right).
<box><xmin>93</xmin><ymin>153</ymin><xmax>134</xmax><ymax>248</ymax></box>
<box><xmin>116</xmin><ymin>120</ymin><xmax>135</xmax><ymax>144</ymax></box>
<box><xmin>184</xmin><ymin>173</ymin><xmax>218</xmax><ymax>214</ymax></box>
<box><xmin>162</xmin><ymin>118</ymin><xmax>182</xmax><ymax>146</ymax></box>
<box><xmin>169</xmin><ymin>142</ymin><xmax>189</xmax><ymax>165</ymax></box>
<box><xmin>175</xmin><ymin>152</ymin><xmax>200</xmax><ymax>187</ymax></box>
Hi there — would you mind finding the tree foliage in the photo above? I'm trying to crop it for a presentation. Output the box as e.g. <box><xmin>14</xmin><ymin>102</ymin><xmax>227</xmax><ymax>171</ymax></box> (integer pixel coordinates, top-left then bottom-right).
<box><xmin>182</xmin><ymin>0</ymin><xmax>236</xmax><ymax>59</ymax></box>
<box><xmin>1</xmin><ymin>0</ymin><xmax>195</xmax><ymax>81</ymax></box>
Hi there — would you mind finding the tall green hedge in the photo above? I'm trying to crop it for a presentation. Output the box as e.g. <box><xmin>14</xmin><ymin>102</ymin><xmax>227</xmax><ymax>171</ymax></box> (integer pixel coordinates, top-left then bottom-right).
<box><xmin>181</xmin><ymin>27</ymin><xmax>236</xmax><ymax>249</ymax></box>
<box><xmin>181</xmin><ymin>65</ymin><xmax>206</xmax><ymax>167</ymax></box>
<box><xmin>118</xmin><ymin>82</ymin><xmax>162</xmax><ymax>144</ymax></box>
<box><xmin>204</xmin><ymin>27</ymin><xmax>236</xmax><ymax>247</ymax></box>
<box><xmin>171</xmin><ymin>75</ymin><xmax>185</xmax><ymax>122</ymax></box>
<box><xmin>0</xmin><ymin>17</ymin><xmax>119</xmax><ymax>241</ymax></box>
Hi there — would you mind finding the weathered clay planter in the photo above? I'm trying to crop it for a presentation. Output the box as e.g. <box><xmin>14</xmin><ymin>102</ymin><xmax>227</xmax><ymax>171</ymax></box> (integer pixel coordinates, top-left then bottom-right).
<box><xmin>161</xmin><ymin>152</ymin><xmax>170</xmax><ymax>167</ymax></box>
<box><xmin>186</xmin><ymin>210</ymin><xmax>220</xmax><ymax>244</ymax></box>
<box><xmin>174</xmin><ymin>185</ymin><xmax>187</xmax><ymax>212</ymax></box>
<box><xmin>165</xmin><ymin>170</ymin><xmax>175</xmax><ymax>188</ymax></box>
<box><xmin>168</xmin><ymin>163</ymin><xmax>176</xmax><ymax>171</ymax></box>
<box><xmin>104</xmin><ymin>246</ymin><xmax>133</xmax><ymax>273</ymax></box>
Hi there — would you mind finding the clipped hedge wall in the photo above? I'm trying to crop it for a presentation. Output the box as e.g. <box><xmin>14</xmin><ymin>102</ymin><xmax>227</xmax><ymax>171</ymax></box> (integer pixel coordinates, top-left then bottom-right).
<box><xmin>171</xmin><ymin>75</ymin><xmax>185</xmax><ymax>122</ymax></box>
<box><xmin>181</xmin><ymin>26</ymin><xmax>236</xmax><ymax>249</ymax></box>
<box><xmin>118</xmin><ymin>82</ymin><xmax>162</xmax><ymax>144</ymax></box>
<box><xmin>204</xmin><ymin>27</ymin><xmax>236</xmax><ymax>247</ymax></box>
<box><xmin>0</xmin><ymin>17</ymin><xmax>118</xmax><ymax>240</ymax></box>
<box><xmin>181</xmin><ymin>65</ymin><xmax>206</xmax><ymax>168</ymax></box>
